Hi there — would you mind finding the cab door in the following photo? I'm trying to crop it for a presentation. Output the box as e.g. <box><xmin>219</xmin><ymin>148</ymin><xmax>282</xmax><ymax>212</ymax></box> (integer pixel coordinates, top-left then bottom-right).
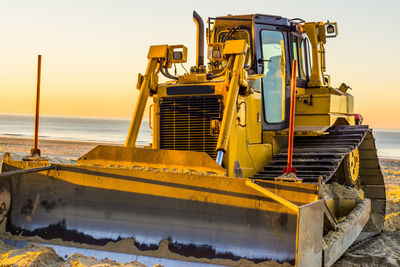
<box><xmin>255</xmin><ymin>26</ymin><xmax>291</xmax><ymax>131</ymax></box>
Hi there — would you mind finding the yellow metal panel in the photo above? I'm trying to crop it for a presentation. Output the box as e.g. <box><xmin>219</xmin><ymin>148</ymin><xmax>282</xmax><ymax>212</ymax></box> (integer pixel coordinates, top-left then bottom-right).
<box><xmin>246</xmin><ymin>92</ymin><xmax>262</xmax><ymax>144</ymax></box>
<box><xmin>318</xmin><ymin>24</ymin><xmax>327</xmax><ymax>44</ymax></box>
<box><xmin>262</xmin><ymin>131</ymin><xmax>281</xmax><ymax>155</ymax></box>
<box><xmin>295</xmin><ymin>114</ymin><xmax>356</xmax><ymax>127</ymax></box>
<box><xmin>346</xmin><ymin>94</ymin><xmax>354</xmax><ymax>113</ymax></box>
<box><xmin>247</xmin><ymin>143</ymin><xmax>272</xmax><ymax>172</ymax></box>
<box><xmin>226</xmin><ymin>118</ymin><xmax>256</xmax><ymax>178</ymax></box>
<box><xmin>329</xmin><ymin>95</ymin><xmax>348</xmax><ymax>114</ymax></box>
<box><xmin>226</xmin><ymin>92</ymin><xmax>270</xmax><ymax>178</ymax></box>
<box><xmin>222</xmin><ymin>40</ymin><xmax>248</xmax><ymax>55</ymax></box>
<box><xmin>296</xmin><ymin>94</ymin><xmax>330</xmax><ymax>114</ymax></box>
<box><xmin>177</xmin><ymin>73</ymin><xmax>208</xmax><ymax>83</ymax></box>
<box><xmin>296</xmin><ymin>93</ymin><xmax>354</xmax><ymax>114</ymax></box>
<box><xmin>147</xmin><ymin>45</ymin><xmax>168</xmax><ymax>59</ymax></box>
<box><xmin>225</xmin><ymin>93</ymin><xmax>265</xmax><ymax>178</ymax></box>
<box><xmin>78</xmin><ymin>145</ymin><xmax>226</xmax><ymax>176</ymax></box>
<box><xmin>329</xmin><ymin>115</ymin><xmax>355</xmax><ymax>126</ymax></box>
<box><xmin>295</xmin><ymin>114</ymin><xmax>331</xmax><ymax>127</ymax></box>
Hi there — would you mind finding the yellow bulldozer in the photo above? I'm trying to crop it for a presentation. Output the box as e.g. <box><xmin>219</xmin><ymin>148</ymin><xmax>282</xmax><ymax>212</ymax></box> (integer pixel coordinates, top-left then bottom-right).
<box><xmin>0</xmin><ymin>11</ymin><xmax>385</xmax><ymax>266</ymax></box>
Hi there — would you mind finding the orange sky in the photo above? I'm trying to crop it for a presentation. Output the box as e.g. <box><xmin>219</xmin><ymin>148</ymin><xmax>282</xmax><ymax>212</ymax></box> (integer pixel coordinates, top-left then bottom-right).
<box><xmin>0</xmin><ymin>0</ymin><xmax>399</xmax><ymax>128</ymax></box>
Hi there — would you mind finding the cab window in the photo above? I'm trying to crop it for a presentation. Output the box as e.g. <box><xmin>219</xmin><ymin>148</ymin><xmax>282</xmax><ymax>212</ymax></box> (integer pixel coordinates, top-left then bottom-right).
<box><xmin>304</xmin><ymin>38</ymin><xmax>312</xmax><ymax>78</ymax></box>
<box><xmin>292</xmin><ymin>36</ymin><xmax>306</xmax><ymax>79</ymax></box>
<box><xmin>217</xmin><ymin>29</ymin><xmax>251</xmax><ymax>66</ymax></box>
<box><xmin>217</xmin><ymin>30</ymin><xmax>250</xmax><ymax>43</ymax></box>
<box><xmin>261</xmin><ymin>30</ymin><xmax>286</xmax><ymax>124</ymax></box>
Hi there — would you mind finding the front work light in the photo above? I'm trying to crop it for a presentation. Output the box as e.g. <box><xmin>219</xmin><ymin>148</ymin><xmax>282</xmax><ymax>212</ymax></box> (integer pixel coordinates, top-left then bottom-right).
<box><xmin>325</xmin><ymin>22</ymin><xmax>338</xmax><ymax>38</ymax></box>
<box><xmin>168</xmin><ymin>45</ymin><xmax>188</xmax><ymax>63</ymax></box>
<box><xmin>208</xmin><ymin>43</ymin><xmax>224</xmax><ymax>61</ymax></box>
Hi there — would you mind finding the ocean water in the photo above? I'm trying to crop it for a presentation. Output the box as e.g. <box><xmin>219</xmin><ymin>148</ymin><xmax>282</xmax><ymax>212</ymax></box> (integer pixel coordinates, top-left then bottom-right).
<box><xmin>373</xmin><ymin>129</ymin><xmax>400</xmax><ymax>160</ymax></box>
<box><xmin>0</xmin><ymin>114</ymin><xmax>399</xmax><ymax>159</ymax></box>
<box><xmin>0</xmin><ymin>113</ymin><xmax>151</xmax><ymax>145</ymax></box>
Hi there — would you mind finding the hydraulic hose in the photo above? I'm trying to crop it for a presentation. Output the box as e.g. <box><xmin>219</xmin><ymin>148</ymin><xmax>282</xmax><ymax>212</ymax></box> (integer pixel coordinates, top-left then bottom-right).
<box><xmin>207</xmin><ymin>57</ymin><xmax>233</xmax><ymax>80</ymax></box>
<box><xmin>160</xmin><ymin>66</ymin><xmax>178</xmax><ymax>80</ymax></box>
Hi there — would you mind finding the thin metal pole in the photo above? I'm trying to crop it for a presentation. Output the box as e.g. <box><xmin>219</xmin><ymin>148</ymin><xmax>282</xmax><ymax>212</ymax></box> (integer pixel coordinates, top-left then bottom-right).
<box><xmin>0</xmin><ymin>165</ymin><xmax>55</xmax><ymax>178</ymax></box>
<box><xmin>31</xmin><ymin>55</ymin><xmax>42</xmax><ymax>156</ymax></box>
<box><xmin>284</xmin><ymin>60</ymin><xmax>297</xmax><ymax>174</ymax></box>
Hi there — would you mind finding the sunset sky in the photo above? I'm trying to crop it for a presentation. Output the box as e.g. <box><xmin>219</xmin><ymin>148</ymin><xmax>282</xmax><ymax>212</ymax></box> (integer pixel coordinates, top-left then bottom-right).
<box><xmin>0</xmin><ymin>0</ymin><xmax>399</xmax><ymax>128</ymax></box>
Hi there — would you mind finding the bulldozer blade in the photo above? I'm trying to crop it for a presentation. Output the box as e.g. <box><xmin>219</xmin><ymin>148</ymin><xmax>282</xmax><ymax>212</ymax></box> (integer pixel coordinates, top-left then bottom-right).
<box><xmin>0</xmin><ymin>152</ymin><xmax>323</xmax><ymax>266</ymax></box>
<box><xmin>76</xmin><ymin>145</ymin><xmax>227</xmax><ymax>176</ymax></box>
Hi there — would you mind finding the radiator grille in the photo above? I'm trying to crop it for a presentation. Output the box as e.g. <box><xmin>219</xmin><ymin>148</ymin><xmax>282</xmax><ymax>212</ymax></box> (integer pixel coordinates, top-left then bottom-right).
<box><xmin>159</xmin><ymin>95</ymin><xmax>223</xmax><ymax>159</ymax></box>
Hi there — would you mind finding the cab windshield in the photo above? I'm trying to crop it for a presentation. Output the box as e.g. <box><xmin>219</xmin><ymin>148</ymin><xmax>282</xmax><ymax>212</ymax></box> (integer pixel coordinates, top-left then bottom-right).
<box><xmin>261</xmin><ymin>30</ymin><xmax>286</xmax><ymax>124</ymax></box>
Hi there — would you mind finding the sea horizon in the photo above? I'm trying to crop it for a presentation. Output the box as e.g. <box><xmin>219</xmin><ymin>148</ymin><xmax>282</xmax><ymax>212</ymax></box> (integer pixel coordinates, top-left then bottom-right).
<box><xmin>0</xmin><ymin>113</ymin><xmax>399</xmax><ymax>159</ymax></box>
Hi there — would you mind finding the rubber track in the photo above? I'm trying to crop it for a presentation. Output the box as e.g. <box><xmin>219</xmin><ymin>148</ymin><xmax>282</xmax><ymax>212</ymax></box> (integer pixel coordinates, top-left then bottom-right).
<box><xmin>253</xmin><ymin>125</ymin><xmax>386</xmax><ymax>229</ymax></box>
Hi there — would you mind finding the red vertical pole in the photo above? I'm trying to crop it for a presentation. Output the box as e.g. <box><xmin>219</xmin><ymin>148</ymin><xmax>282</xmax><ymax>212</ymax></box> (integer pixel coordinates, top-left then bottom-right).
<box><xmin>284</xmin><ymin>59</ymin><xmax>297</xmax><ymax>174</ymax></box>
<box><xmin>31</xmin><ymin>55</ymin><xmax>42</xmax><ymax>157</ymax></box>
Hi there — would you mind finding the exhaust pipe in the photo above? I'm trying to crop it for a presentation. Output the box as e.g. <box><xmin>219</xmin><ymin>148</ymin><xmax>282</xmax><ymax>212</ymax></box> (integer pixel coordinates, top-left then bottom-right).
<box><xmin>193</xmin><ymin>11</ymin><xmax>204</xmax><ymax>67</ymax></box>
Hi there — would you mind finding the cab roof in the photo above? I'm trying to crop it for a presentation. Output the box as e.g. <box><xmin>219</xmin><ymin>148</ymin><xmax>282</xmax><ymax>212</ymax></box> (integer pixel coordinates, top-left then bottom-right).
<box><xmin>213</xmin><ymin>14</ymin><xmax>291</xmax><ymax>27</ymax></box>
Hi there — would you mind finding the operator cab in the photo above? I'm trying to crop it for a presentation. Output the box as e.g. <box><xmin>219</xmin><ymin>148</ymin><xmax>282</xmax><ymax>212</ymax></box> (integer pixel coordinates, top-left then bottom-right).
<box><xmin>208</xmin><ymin>14</ymin><xmax>314</xmax><ymax>130</ymax></box>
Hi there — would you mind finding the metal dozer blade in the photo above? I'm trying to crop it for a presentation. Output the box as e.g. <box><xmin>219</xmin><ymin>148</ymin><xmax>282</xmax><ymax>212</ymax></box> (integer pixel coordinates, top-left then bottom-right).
<box><xmin>0</xmin><ymin>146</ymin><xmax>324</xmax><ymax>266</ymax></box>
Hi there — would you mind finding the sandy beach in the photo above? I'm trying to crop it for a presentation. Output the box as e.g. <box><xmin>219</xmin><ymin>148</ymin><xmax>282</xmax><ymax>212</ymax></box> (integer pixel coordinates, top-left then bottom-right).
<box><xmin>0</xmin><ymin>136</ymin><xmax>118</xmax><ymax>162</ymax></box>
<box><xmin>0</xmin><ymin>136</ymin><xmax>399</xmax><ymax>266</ymax></box>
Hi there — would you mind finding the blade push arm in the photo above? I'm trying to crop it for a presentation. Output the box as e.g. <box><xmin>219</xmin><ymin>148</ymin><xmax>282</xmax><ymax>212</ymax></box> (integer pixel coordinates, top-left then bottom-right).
<box><xmin>125</xmin><ymin>45</ymin><xmax>188</xmax><ymax>147</ymax></box>
<box><xmin>216</xmin><ymin>40</ymin><xmax>248</xmax><ymax>165</ymax></box>
<box><xmin>125</xmin><ymin>46</ymin><xmax>166</xmax><ymax>147</ymax></box>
